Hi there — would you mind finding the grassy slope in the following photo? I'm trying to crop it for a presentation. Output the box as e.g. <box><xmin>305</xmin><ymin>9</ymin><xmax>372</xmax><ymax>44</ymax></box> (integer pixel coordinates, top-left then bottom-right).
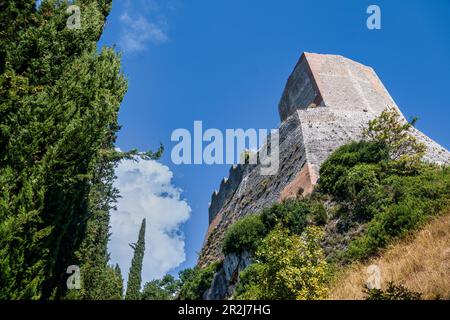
<box><xmin>330</xmin><ymin>210</ymin><xmax>450</xmax><ymax>300</ymax></box>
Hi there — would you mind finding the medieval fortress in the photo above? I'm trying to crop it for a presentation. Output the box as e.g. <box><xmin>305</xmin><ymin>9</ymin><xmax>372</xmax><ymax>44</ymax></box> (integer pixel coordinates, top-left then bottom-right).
<box><xmin>198</xmin><ymin>52</ymin><xmax>450</xmax><ymax>298</ymax></box>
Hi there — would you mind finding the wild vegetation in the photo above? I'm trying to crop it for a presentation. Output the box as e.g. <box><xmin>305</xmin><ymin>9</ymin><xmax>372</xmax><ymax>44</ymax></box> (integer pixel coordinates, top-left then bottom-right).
<box><xmin>141</xmin><ymin>274</ymin><xmax>181</xmax><ymax>300</ymax></box>
<box><xmin>223</xmin><ymin>199</ymin><xmax>327</xmax><ymax>256</ymax></box>
<box><xmin>177</xmin><ymin>262</ymin><xmax>222</xmax><ymax>300</ymax></box>
<box><xmin>127</xmin><ymin>109</ymin><xmax>449</xmax><ymax>301</ymax></box>
<box><xmin>364</xmin><ymin>282</ymin><xmax>423</xmax><ymax>300</ymax></box>
<box><xmin>125</xmin><ymin>219</ymin><xmax>146</xmax><ymax>300</ymax></box>
<box><xmin>235</xmin><ymin>226</ymin><xmax>329</xmax><ymax>300</ymax></box>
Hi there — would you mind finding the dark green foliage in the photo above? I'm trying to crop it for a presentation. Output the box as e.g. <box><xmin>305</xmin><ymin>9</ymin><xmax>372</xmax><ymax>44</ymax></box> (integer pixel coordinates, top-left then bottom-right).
<box><xmin>63</xmin><ymin>151</ymin><xmax>125</xmax><ymax>300</ymax></box>
<box><xmin>0</xmin><ymin>0</ymin><xmax>162</xmax><ymax>299</ymax></box>
<box><xmin>178</xmin><ymin>262</ymin><xmax>221</xmax><ymax>300</ymax></box>
<box><xmin>222</xmin><ymin>198</ymin><xmax>329</xmax><ymax>255</ymax></box>
<box><xmin>114</xmin><ymin>264</ymin><xmax>124</xmax><ymax>298</ymax></box>
<box><xmin>364</xmin><ymin>282</ymin><xmax>422</xmax><ymax>300</ymax></box>
<box><xmin>346</xmin><ymin>166</ymin><xmax>450</xmax><ymax>260</ymax></box>
<box><xmin>65</xmin><ymin>263</ymin><xmax>123</xmax><ymax>300</ymax></box>
<box><xmin>330</xmin><ymin>163</ymin><xmax>387</xmax><ymax>225</ymax></box>
<box><xmin>0</xmin><ymin>0</ymin><xmax>125</xmax><ymax>300</ymax></box>
<box><xmin>230</xmin><ymin>110</ymin><xmax>448</xmax><ymax>299</ymax></box>
<box><xmin>309</xmin><ymin>201</ymin><xmax>328</xmax><ymax>225</ymax></box>
<box><xmin>142</xmin><ymin>274</ymin><xmax>181</xmax><ymax>300</ymax></box>
<box><xmin>319</xmin><ymin>141</ymin><xmax>389</xmax><ymax>198</ymax></box>
<box><xmin>222</xmin><ymin>214</ymin><xmax>266</xmax><ymax>255</ymax></box>
<box><xmin>319</xmin><ymin>128</ymin><xmax>450</xmax><ymax>262</ymax></box>
<box><xmin>234</xmin><ymin>263</ymin><xmax>265</xmax><ymax>299</ymax></box>
<box><xmin>125</xmin><ymin>219</ymin><xmax>146</xmax><ymax>300</ymax></box>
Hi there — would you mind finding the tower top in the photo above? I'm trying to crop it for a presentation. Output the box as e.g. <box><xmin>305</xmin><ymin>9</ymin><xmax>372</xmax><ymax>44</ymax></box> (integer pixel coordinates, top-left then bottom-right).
<box><xmin>278</xmin><ymin>52</ymin><xmax>398</xmax><ymax>121</ymax></box>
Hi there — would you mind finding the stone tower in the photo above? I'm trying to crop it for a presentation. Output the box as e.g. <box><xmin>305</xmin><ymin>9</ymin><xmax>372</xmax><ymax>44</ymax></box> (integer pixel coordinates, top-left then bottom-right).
<box><xmin>199</xmin><ymin>52</ymin><xmax>450</xmax><ymax>270</ymax></box>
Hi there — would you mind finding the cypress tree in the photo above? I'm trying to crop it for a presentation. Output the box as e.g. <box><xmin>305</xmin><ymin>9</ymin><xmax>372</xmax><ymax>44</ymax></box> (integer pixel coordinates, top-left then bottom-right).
<box><xmin>0</xmin><ymin>0</ymin><xmax>161</xmax><ymax>299</ymax></box>
<box><xmin>125</xmin><ymin>218</ymin><xmax>146</xmax><ymax>300</ymax></box>
<box><xmin>114</xmin><ymin>263</ymin><xmax>124</xmax><ymax>299</ymax></box>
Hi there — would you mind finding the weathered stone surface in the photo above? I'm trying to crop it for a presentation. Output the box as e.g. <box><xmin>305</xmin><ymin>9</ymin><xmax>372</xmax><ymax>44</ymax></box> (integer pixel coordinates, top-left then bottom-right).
<box><xmin>279</xmin><ymin>52</ymin><xmax>398</xmax><ymax>120</ymax></box>
<box><xmin>199</xmin><ymin>52</ymin><xmax>450</xmax><ymax>287</ymax></box>
<box><xmin>203</xmin><ymin>251</ymin><xmax>253</xmax><ymax>300</ymax></box>
<box><xmin>209</xmin><ymin>164</ymin><xmax>247</xmax><ymax>224</ymax></box>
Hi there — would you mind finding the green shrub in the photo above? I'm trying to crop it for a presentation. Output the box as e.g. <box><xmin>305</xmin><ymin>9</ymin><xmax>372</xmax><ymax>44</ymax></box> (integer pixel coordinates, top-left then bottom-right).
<box><xmin>222</xmin><ymin>214</ymin><xmax>267</xmax><ymax>255</ymax></box>
<box><xmin>177</xmin><ymin>262</ymin><xmax>221</xmax><ymax>300</ymax></box>
<box><xmin>337</xmin><ymin>163</ymin><xmax>386</xmax><ymax>221</ymax></box>
<box><xmin>309</xmin><ymin>201</ymin><xmax>328</xmax><ymax>225</ymax></box>
<box><xmin>142</xmin><ymin>274</ymin><xmax>180</xmax><ymax>300</ymax></box>
<box><xmin>233</xmin><ymin>111</ymin><xmax>449</xmax><ymax>298</ymax></box>
<box><xmin>363</xmin><ymin>109</ymin><xmax>426</xmax><ymax>170</ymax></box>
<box><xmin>319</xmin><ymin>140</ymin><xmax>389</xmax><ymax>198</ymax></box>
<box><xmin>235</xmin><ymin>226</ymin><xmax>329</xmax><ymax>300</ymax></box>
<box><xmin>223</xmin><ymin>198</ymin><xmax>332</xmax><ymax>256</ymax></box>
<box><xmin>364</xmin><ymin>282</ymin><xmax>422</xmax><ymax>300</ymax></box>
<box><xmin>319</xmin><ymin>119</ymin><xmax>449</xmax><ymax>262</ymax></box>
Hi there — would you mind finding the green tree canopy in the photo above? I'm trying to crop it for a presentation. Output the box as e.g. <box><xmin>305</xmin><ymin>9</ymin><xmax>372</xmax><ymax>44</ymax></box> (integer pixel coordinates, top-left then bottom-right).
<box><xmin>142</xmin><ymin>274</ymin><xmax>181</xmax><ymax>300</ymax></box>
<box><xmin>0</xmin><ymin>0</ymin><xmax>161</xmax><ymax>300</ymax></box>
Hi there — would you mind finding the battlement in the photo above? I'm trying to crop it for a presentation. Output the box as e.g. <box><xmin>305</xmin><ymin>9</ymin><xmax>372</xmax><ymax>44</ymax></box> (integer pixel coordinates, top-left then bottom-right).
<box><xmin>208</xmin><ymin>164</ymin><xmax>248</xmax><ymax>223</ymax></box>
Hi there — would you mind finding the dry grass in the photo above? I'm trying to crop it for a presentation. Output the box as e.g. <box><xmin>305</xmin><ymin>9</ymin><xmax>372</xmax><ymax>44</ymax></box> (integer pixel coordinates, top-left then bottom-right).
<box><xmin>330</xmin><ymin>212</ymin><xmax>450</xmax><ymax>300</ymax></box>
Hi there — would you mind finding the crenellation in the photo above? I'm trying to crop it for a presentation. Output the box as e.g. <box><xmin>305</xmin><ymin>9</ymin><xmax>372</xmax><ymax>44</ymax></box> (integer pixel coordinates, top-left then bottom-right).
<box><xmin>208</xmin><ymin>164</ymin><xmax>249</xmax><ymax>223</ymax></box>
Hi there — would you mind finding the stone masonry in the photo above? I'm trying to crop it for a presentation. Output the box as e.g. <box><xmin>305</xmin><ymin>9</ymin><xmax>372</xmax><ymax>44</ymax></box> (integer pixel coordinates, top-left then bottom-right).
<box><xmin>199</xmin><ymin>52</ymin><xmax>450</xmax><ymax>280</ymax></box>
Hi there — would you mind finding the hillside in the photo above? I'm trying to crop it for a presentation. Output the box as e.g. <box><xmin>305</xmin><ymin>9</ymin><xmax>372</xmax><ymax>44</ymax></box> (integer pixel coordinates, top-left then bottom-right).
<box><xmin>330</xmin><ymin>211</ymin><xmax>450</xmax><ymax>300</ymax></box>
<box><xmin>192</xmin><ymin>108</ymin><xmax>450</xmax><ymax>300</ymax></box>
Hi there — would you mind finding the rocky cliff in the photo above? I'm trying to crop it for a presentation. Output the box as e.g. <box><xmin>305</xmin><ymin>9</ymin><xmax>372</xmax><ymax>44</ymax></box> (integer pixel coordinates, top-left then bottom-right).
<box><xmin>198</xmin><ymin>52</ymin><xmax>450</xmax><ymax>299</ymax></box>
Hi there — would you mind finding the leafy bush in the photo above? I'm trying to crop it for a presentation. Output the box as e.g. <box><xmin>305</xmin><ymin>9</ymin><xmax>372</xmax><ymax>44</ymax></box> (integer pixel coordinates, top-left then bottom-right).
<box><xmin>234</xmin><ymin>263</ymin><xmax>266</xmax><ymax>300</ymax></box>
<box><xmin>222</xmin><ymin>214</ymin><xmax>267</xmax><ymax>255</ymax></box>
<box><xmin>260</xmin><ymin>199</ymin><xmax>311</xmax><ymax>235</ymax></box>
<box><xmin>363</xmin><ymin>109</ymin><xmax>426</xmax><ymax>170</ymax></box>
<box><xmin>232</xmin><ymin>110</ymin><xmax>449</xmax><ymax>299</ymax></box>
<box><xmin>222</xmin><ymin>198</ymin><xmax>328</xmax><ymax>255</ymax></box>
<box><xmin>364</xmin><ymin>282</ymin><xmax>422</xmax><ymax>300</ymax></box>
<box><xmin>231</xmin><ymin>109</ymin><xmax>449</xmax><ymax>300</ymax></box>
<box><xmin>337</xmin><ymin>163</ymin><xmax>386</xmax><ymax>221</ymax></box>
<box><xmin>319</xmin><ymin>140</ymin><xmax>389</xmax><ymax>198</ymax></box>
<box><xmin>177</xmin><ymin>262</ymin><xmax>221</xmax><ymax>300</ymax></box>
<box><xmin>235</xmin><ymin>226</ymin><xmax>329</xmax><ymax>300</ymax></box>
<box><xmin>318</xmin><ymin>114</ymin><xmax>450</xmax><ymax>262</ymax></box>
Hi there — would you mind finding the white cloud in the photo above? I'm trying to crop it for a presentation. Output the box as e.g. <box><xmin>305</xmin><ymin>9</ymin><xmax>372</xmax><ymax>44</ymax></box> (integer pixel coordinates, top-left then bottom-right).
<box><xmin>118</xmin><ymin>1</ymin><xmax>169</xmax><ymax>53</ymax></box>
<box><xmin>108</xmin><ymin>159</ymin><xmax>191</xmax><ymax>286</ymax></box>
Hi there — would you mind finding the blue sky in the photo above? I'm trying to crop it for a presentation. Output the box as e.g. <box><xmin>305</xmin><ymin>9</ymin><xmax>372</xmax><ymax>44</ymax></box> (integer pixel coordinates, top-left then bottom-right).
<box><xmin>90</xmin><ymin>0</ymin><xmax>450</xmax><ymax>283</ymax></box>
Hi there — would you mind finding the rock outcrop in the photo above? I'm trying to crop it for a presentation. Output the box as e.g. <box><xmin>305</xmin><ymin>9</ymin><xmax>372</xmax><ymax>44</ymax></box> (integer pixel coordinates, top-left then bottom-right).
<box><xmin>198</xmin><ymin>52</ymin><xmax>450</xmax><ymax>299</ymax></box>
